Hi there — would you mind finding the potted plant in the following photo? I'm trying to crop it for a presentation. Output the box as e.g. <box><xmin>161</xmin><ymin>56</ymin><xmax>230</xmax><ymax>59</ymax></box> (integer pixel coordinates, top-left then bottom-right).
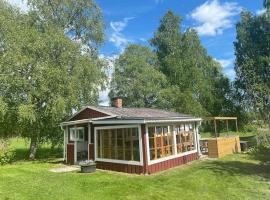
<box><xmin>79</xmin><ymin>160</ymin><xmax>96</xmax><ymax>173</ymax></box>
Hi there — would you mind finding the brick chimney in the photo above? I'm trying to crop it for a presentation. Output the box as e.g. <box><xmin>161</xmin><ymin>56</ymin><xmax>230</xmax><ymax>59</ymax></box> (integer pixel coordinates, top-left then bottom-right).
<box><xmin>112</xmin><ymin>97</ymin><xmax>122</xmax><ymax>108</ymax></box>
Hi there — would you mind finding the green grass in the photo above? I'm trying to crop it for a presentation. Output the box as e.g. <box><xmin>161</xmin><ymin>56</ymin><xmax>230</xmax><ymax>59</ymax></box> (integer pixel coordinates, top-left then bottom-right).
<box><xmin>9</xmin><ymin>138</ymin><xmax>63</xmax><ymax>161</ymax></box>
<box><xmin>0</xmin><ymin>138</ymin><xmax>270</xmax><ymax>200</ymax></box>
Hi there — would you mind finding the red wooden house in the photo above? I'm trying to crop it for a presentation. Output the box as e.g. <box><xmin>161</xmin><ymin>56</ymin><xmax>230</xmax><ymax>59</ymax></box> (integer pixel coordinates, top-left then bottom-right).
<box><xmin>60</xmin><ymin>98</ymin><xmax>202</xmax><ymax>174</ymax></box>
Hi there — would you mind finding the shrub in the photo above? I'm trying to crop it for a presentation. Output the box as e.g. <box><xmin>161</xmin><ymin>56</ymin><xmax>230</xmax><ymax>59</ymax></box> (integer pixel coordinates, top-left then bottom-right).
<box><xmin>242</xmin><ymin>124</ymin><xmax>258</xmax><ymax>133</ymax></box>
<box><xmin>248</xmin><ymin>144</ymin><xmax>270</xmax><ymax>165</ymax></box>
<box><xmin>0</xmin><ymin>139</ymin><xmax>15</xmax><ymax>165</ymax></box>
<box><xmin>248</xmin><ymin>129</ymin><xmax>270</xmax><ymax>164</ymax></box>
<box><xmin>256</xmin><ymin>130</ymin><xmax>270</xmax><ymax>146</ymax></box>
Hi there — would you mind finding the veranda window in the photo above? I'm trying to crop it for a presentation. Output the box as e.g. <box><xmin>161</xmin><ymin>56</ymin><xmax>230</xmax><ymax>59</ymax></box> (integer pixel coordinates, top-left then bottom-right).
<box><xmin>175</xmin><ymin>124</ymin><xmax>195</xmax><ymax>153</ymax></box>
<box><xmin>148</xmin><ymin>126</ymin><xmax>174</xmax><ymax>160</ymax></box>
<box><xmin>70</xmin><ymin>127</ymin><xmax>85</xmax><ymax>142</ymax></box>
<box><xmin>96</xmin><ymin>127</ymin><xmax>140</xmax><ymax>162</ymax></box>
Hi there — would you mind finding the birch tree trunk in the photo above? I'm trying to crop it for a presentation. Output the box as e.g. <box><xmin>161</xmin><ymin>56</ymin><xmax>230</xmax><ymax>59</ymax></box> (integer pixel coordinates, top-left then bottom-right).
<box><xmin>29</xmin><ymin>135</ymin><xmax>38</xmax><ymax>160</ymax></box>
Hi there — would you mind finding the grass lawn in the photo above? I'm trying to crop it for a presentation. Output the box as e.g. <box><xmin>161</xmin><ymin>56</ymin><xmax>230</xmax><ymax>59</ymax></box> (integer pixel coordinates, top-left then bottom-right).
<box><xmin>0</xmin><ymin>138</ymin><xmax>270</xmax><ymax>200</ymax></box>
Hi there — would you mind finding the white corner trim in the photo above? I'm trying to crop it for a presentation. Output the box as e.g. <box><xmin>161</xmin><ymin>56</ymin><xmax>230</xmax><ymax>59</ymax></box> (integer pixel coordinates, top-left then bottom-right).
<box><xmin>138</xmin><ymin>124</ymin><xmax>143</xmax><ymax>167</ymax></box>
<box><xmin>145</xmin><ymin>124</ymin><xmax>150</xmax><ymax>165</ymax></box>
<box><xmin>74</xmin><ymin>141</ymin><xmax>77</xmax><ymax>164</ymax></box>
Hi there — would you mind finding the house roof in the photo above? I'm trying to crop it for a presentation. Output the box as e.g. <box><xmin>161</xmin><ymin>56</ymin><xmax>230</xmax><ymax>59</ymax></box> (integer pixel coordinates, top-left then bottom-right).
<box><xmin>91</xmin><ymin>106</ymin><xmax>193</xmax><ymax>120</ymax></box>
<box><xmin>61</xmin><ymin>106</ymin><xmax>201</xmax><ymax>126</ymax></box>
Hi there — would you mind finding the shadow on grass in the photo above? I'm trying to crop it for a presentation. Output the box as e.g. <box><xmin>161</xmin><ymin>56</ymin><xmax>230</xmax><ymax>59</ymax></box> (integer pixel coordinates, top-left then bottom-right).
<box><xmin>249</xmin><ymin>145</ymin><xmax>270</xmax><ymax>165</ymax></box>
<box><xmin>200</xmin><ymin>157</ymin><xmax>270</xmax><ymax>181</ymax></box>
<box><xmin>14</xmin><ymin>147</ymin><xmax>63</xmax><ymax>163</ymax></box>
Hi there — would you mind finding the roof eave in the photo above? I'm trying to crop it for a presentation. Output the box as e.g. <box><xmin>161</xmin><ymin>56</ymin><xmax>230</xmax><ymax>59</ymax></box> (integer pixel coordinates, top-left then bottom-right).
<box><xmin>145</xmin><ymin>118</ymin><xmax>202</xmax><ymax>124</ymax></box>
<box><xmin>60</xmin><ymin>119</ymin><xmax>92</xmax><ymax>126</ymax></box>
<box><xmin>61</xmin><ymin>116</ymin><xmax>117</xmax><ymax>126</ymax></box>
<box><xmin>92</xmin><ymin>118</ymin><xmax>202</xmax><ymax>125</ymax></box>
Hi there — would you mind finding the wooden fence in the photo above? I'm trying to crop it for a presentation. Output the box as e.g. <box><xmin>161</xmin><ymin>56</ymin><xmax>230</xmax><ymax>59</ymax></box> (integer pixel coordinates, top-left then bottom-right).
<box><xmin>208</xmin><ymin>136</ymin><xmax>241</xmax><ymax>158</ymax></box>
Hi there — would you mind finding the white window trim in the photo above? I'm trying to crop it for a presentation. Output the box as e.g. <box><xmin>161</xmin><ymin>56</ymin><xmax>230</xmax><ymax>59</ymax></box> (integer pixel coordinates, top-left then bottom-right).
<box><xmin>70</xmin><ymin>127</ymin><xmax>85</xmax><ymax>142</ymax></box>
<box><xmin>146</xmin><ymin>124</ymin><xmax>198</xmax><ymax>166</ymax></box>
<box><xmin>94</xmin><ymin>124</ymin><xmax>143</xmax><ymax>166</ymax></box>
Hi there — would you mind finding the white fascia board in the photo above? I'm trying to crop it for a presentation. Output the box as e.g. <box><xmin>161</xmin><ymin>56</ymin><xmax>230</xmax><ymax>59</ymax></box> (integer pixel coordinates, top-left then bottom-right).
<box><xmin>92</xmin><ymin>119</ymin><xmax>145</xmax><ymax>125</ymax></box>
<box><xmin>92</xmin><ymin>118</ymin><xmax>202</xmax><ymax>125</ymax></box>
<box><xmin>60</xmin><ymin>119</ymin><xmax>92</xmax><ymax>126</ymax></box>
<box><xmin>145</xmin><ymin>118</ymin><xmax>202</xmax><ymax>124</ymax></box>
<box><xmin>91</xmin><ymin>116</ymin><xmax>118</xmax><ymax>121</ymax></box>
<box><xmin>60</xmin><ymin>116</ymin><xmax>118</xmax><ymax>126</ymax></box>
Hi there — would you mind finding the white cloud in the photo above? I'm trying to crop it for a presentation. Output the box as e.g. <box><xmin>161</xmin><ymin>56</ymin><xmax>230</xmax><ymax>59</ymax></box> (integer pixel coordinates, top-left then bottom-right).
<box><xmin>215</xmin><ymin>58</ymin><xmax>235</xmax><ymax>79</ymax></box>
<box><xmin>110</xmin><ymin>17</ymin><xmax>134</xmax><ymax>32</ymax></box>
<box><xmin>216</xmin><ymin>58</ymin><xmax>234</xmax><ymax>69</ymax></box>
<box><xmin>224</xmin><ymin>68</ymin><xmax>236</xmax><ymax>79</ymax></box>
<box><xmin>190</xmin><ymin>0</ymin><xmax>241</xmax><ymax>36</ymax></box>
<box><xmin>256</xmin><ymin>9</ymin><xmax>266</xmax><ymax>15</ymax></box>
<box><xmin>109</xmin><ymin>17</ymin><xmax>134</xmax><ymax>51</ymax></box>
<box><xmin>109</xmin><ymin>33</ymin><xmax>130</xmax><ymax>50</ymax></box>
<box><xmin>139</xmin><ymin>37</ymin><xmax>147</xmax><ymax>42</ymax></box>
<box><xmin>7</xmin><ymin>0</ymin><xmax>29</xmax><ymax>12</ymax></box>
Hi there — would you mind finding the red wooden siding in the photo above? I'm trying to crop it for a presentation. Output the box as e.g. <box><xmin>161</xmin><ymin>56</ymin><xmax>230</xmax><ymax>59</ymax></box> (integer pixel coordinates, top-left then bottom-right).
<box><xmin>95</xmin><ymin>152</ymin><xmax>197</xmax><ymax>174</ymax></box>
<box><xmin>141</xmin><ymin>124</ymin><xmax>149</xmax><ymax>174</ymax></box>
<box><xmin>88</xmin><ymin>144</ymin><xmax>94</xmax><ymax>160</ymax></box>
<box><xmin>70</xmin><ymin>108</ymin><xmax>109</xmax><ymax>121</ymax></box>
<box><xmin>147</xmin><ymin>152</ymin><xmax>198</xmax><ymax>174</ymax></box>
<box><xmin>67</xmin><ymin>144</ymin><xmax>74</xmax><ymax>165</ymax></box>
<box><xmin>96</xmin><ymin>162</ymin><xmax>144</xmax><ymax>174</ymax></box>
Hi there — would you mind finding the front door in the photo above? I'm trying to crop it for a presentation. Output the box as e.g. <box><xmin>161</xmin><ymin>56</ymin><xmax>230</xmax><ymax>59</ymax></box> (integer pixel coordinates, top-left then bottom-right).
<box><xmin>70</xmin><ymin>126</ymin><xmax>88</xmax><ymax>164</ymax></box>
<box><xmin>75</xmin><ymin>141</ymin><xmax>88</xmax><ymax>163</ymax></box>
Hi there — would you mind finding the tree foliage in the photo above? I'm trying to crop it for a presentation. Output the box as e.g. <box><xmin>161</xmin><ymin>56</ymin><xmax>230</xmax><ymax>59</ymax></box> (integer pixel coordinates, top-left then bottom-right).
<box><xmin>109</xmin><ymin>45</ymin><xmax>168</xmax><ymax>108</ymax></box>
<box><xmin>109</xmin><ymin>10</ymin><xmax>237</xmax><ymax>119</ymax></box>
<box><xmin>0</xmin><ymin>0</ymin><xmax>106</xmax><ymax>158</ymax></box>
<box><xmin>234</xmin><ymin>2</ymin><xmax>270</xmax><ymax>125</ymax></box>
<box><xmin>27</xmin><ymin>0</ymin><xmax>105</xmax><ymax>53</ymax></box>
<box><xmin>150</xmin><ymin>10</ymin><xmax>233</xmax><ymax>117</ymax></box>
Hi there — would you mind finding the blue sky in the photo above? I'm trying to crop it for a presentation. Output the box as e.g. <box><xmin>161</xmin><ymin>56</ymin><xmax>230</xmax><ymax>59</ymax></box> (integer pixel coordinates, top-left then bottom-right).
<box><xmin>94</xmin><ymin>0</ymin><xmax>264</xmax><ymax>79</ymax></box>
<box><xmin>9</xmin><ymin>0</ymin><xmax>264</xmax><ymax>78</ymax></box>
<box><xmin>8</xmin><ymin>0</ymin><xmax>265</xmax><ymax>105</ymax></box>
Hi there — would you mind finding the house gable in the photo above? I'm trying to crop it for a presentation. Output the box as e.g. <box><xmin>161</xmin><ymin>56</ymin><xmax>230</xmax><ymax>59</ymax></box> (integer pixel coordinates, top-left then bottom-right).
<box><xmin>69</xmin><ymin>107</ymin><xmax>109</xmax><ymax>121</ymax></box>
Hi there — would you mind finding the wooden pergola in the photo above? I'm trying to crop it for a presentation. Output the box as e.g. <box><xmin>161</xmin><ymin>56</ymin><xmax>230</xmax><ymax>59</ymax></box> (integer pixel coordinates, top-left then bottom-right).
<box><xmin>205</xmin><ymin>117</ymin><xmax>238</xmax><ymax>138</ymax></box>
